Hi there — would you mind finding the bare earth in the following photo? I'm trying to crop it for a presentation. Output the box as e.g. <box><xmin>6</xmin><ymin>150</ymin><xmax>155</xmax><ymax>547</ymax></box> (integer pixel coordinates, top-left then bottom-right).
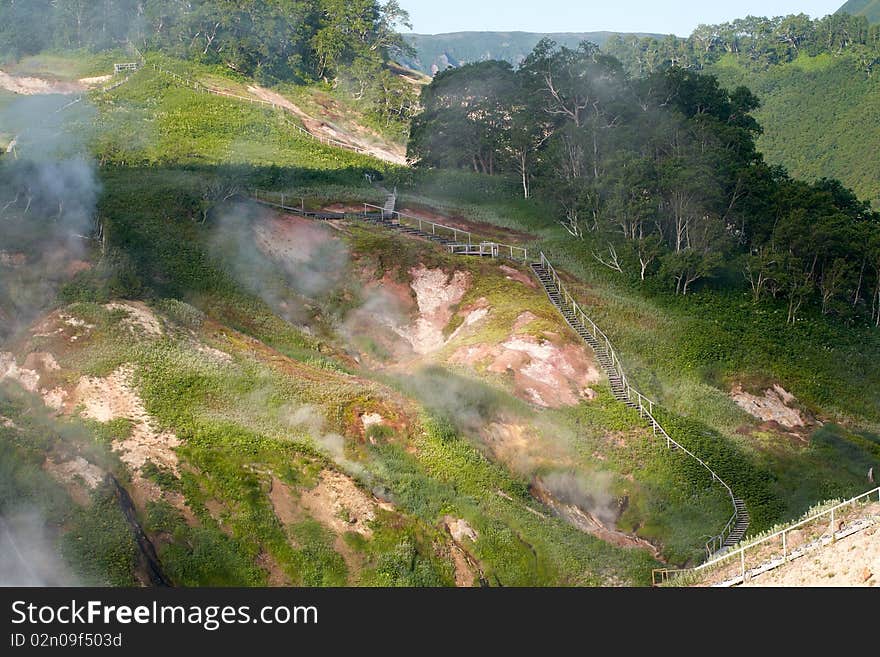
<box><xmin>731</xmin><ymin>383</ymin><xmax>805</xmax><ymax>429</ymax></box>
<box><xmin>0</xmin><ymin>69</ymin><xmax>84</xmax><ymax>95</ymax></box>
<box><xmin>72</xmin><ymin>365</ymin><xmax>181</xmax><ymax>476</ymax></box>
<box><xmin>743</xmin><ymin>522</ymin><xmax>879</xmax><ymax>587</ymax></box>
<box><xmin>246</xmin><ymin>84</ymin><xmax>406</xmax><ymax>164</ymax></box>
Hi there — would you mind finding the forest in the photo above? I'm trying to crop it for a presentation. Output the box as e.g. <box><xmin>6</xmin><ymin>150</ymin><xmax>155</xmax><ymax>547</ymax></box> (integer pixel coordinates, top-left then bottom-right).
<box><xmin>0</xmin><ymin>0</ymin><xmax>418</xmax><ymax>129</ymax></box>
<box><xmin>603</xmin><ymin>12</ymin><xmax>880</xmax><ymax>74</ymax></box>
<box><xmin>408</xmin><ymin>40</ymin><xmax>880</xmax><ymax>325</ymax></box>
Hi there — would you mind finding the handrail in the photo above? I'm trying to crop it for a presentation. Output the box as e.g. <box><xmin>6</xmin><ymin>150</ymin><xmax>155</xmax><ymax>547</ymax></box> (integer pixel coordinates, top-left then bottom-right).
<box><xmin>655</xmin><ymin>485</ymin><xmax>880</xmax><ymax>586</ymax></box>
<box><xmin>696</xmin><ymin>485</ymin><xmax>880</xmax><ymax>573</ymax></box>
<box><xmin>537</xmin><ymin>252</ymin><xmax>741</xmax><ymax>556</ymax></box>
<box><xmin>363</xmin><ymin>202</ymin><xmax>473</xmax><ymax>245</ymax></box>
<box><xmin>251</xmin><ymin>190</ymin><xmax>531</xmax><ymax>264</ymax></box>
<box><xmin>362</xmin><ymin>202</ymin><xmax>528</xmax><ymax>262</ymax></box>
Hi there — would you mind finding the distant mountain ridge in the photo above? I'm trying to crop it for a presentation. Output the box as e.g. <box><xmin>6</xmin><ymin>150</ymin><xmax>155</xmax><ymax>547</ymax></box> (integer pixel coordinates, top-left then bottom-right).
<box><xmin>838</xmin><ymin>0</ymin><xmax>880</xmax><ymax>23</ymax></box>
<box><xmin>401</xmin><ymin>31</ymin><xmax>665</xmax><ymax>74</ymax></box>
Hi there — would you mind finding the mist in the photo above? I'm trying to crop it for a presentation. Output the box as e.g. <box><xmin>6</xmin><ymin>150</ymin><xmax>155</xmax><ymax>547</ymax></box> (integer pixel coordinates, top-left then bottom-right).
<box><xmin>278</xmin><ymin>401</ymin><xmax>365</xmax><ymax>477</ymax></box>
<box><xmin>0</xmin><ymin>509</ymin><xmax>78</xmax><ymax>586</ymax></box>
<box><xmin>539</xmin><ymin>470</ymin><xmax>618</xmax><ymax>526</ymax></box>
<box><xmin>0</xmin><ymin>93</ymin><xmax>100</xmax><ymax>340</ymax></box>
<box><xmin>209</xmin><ymin>201</ymin><xmax>349</xmax><ymax>324</ymax></box>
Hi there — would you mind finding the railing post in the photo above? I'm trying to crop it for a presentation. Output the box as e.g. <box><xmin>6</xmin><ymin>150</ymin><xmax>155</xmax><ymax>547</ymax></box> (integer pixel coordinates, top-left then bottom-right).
<box><xmin>741</xmin><ymin>547</ymin><xmax>746</xmax><ymax>581</ymax></box>
<box><xmin>782</xmin><ymin>530</ymin><xmax>787</xmax><ymax>561</ymax></box>
<box><xmin>831</xmin><ymin>508</ymin><xmax>835</xmax><ymax>540</ymax></box>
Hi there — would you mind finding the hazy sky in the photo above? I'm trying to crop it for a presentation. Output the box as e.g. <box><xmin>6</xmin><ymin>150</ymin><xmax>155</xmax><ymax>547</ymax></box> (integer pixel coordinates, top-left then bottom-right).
<box><xmin>400</xmin><ymin>1</ymin><xmax>846</xmax><ymax>36</ymax></box>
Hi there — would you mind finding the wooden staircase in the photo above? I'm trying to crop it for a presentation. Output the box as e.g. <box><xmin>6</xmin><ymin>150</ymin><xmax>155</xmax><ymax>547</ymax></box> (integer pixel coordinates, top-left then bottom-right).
<box><xmin>253</xmin><ymin>186</ymin><xmax>747</xmax><ymax>559</ymax></box>
<box><xmin>531</xmin><ymin>259</ymin><xmax>749</xmax><ymax>554</ymax></box>
<box><xmin>361</xmin><ymin>209</ymin><xmax>458</xmax><ymax>246</ymax></box>
<box><xmin>727</xmin><ymin>499</ymin><xmax>750</xmax><ymax>549</ymax></box>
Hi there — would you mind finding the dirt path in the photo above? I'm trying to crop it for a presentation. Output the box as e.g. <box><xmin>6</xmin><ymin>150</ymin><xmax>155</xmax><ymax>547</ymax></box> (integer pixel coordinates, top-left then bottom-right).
<box><xmin>743</xmin><ymin>517</ymin><xmax>879</xmax><ymax>587</ymax></box>
<box><xmin>246</xmin><ymin>84</ymin><xmax>406</xmax><ymax>165</ymax></box>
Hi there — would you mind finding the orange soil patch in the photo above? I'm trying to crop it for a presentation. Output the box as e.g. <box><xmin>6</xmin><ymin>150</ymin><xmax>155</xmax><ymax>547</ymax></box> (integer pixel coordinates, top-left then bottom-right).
<box><xmin>269</xmin><ymin>477</ymin><xmax>301</xmax><ymax>527</ymax></box>
<box><xmin>442</xmin><ymin>516</ymin><xmax>481</xmax><ymax>587</ymax></box>
<box><xmin>479</xmin><ymin>420</ymin><xmax>574</xmax><ymax>474</ymax></box>
<box><xmin>731</xmin><ymin>383</ymin><xmax>808</xmax><ymax>430</ymax></box>
<box><xmin>451</xmin><ymin>330</ymin><xmax>602</xmax><ymax>408</ymax></box>
<box><xmin>398</xmin><ymin>265</ymin><xmax>469</xmax><ymax>355</ymax></box>
<box><xmin>499</xmin><ymin>264</ymin><xmax>537</xmax><ymax>288</ymax></box>
<box><xmin>396</xmin><ymin>205</ymin><xmax>537</xmax><ymax>244</ymax></box>
<box><xmin>450</xmin><ymin>545</ymin><xmax>476</xmax><ymax>587</ymax></box>
<box><xmin>253</xmin><ymin>210</ymin><xmax>338</xmax><ymax>263</ymax></box>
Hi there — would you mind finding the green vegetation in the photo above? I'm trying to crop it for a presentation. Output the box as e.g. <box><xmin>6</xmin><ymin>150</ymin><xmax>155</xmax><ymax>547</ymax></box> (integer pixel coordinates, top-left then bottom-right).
<box><xmin>388</xmin><ymin>169</ymin><xmax>880</xmax><ymax>533</ymax></box>
<box><xmin>410</xmin><ymin>46</ymin><xmax>880</xmax><ymax>329</ymax></box>
<box><xmin>706</xmin><ymin>54</ymin><xmax>880</xmax><ymax>207</ymax></box>
<box><xmin>604</xmin><ymin>13</ymin><xmax>880</xmax><ymax>205</ymax></box>
<box><xmin>400</xmin><ymin>30</ymin><xmax>663</xmax><ymax>75</ymax></box>
<box><xmin>0</xmin><ymin>0</ymin><xmax>419</xmax><ymax>134</ymax></box>
<box><xmin>839</xmin><ymin>0</ymin><xmax>880</xmax><ymax>24</ymax></box>
<box><xmin>62</xmin><ymin>485</ymin><xmax>139</xmax><ymax>586</ymax></box>
<box><xmin>2</xmin><ymin>0</ymin><xmax>878</xmax><ymax>588</ymax></box>
<box><xmin>91</xmin><ymin>67</ymin><xmax>384</xmax><ymax>170</ymax></box>
<box><xmin>0</xmin><ymin>385</ymin><xmax>139</xmax><ymax>586</ymax></box>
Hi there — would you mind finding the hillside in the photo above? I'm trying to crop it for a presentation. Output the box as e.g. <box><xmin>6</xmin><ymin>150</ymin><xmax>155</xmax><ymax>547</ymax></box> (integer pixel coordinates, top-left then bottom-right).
<box><xmin>2</xmin><ymin>12</ymin><xmax>880</xmax><ymax>590</ymax></box>
<box><xmin>1</xmin><ymin>198</ymin><xmax>681</xmax><ymax>585</ymax></box>
<box><xmin>401</xmin><ymin>31</ymin><xmax>664</xmax><ymax>74</ymax></box>
<box><xmin>707</xmin><ymin>53</ymin><xmax>880</xmax><ymax>208</ymax></box>
<box><xmin>0</xmin><ymin>54</ymin><xmax>746</xmax><ymax>585</ymax></box>
<box><xmin>604</xmin><ymin>13</ymin><xmax>880</xmax><ymax>208</ymax></box>
<box><xmin>838</xmin><ymin>0</ymin><xmax>880</xmax><ymax>23</ymax></box>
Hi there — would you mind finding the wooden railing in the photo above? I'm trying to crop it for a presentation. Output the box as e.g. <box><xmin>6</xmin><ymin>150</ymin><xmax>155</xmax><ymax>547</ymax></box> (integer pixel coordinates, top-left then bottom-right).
<box><xmin>537</xmin><ymin>252</ymin><xmax>742</xmax><ymax>556</ymax></box>
<box><xmin>251</xmin><ymin>190</ymin><xmax>530</xmax><ymax>262</ymax></box>
<box><xmin>654</xmin><ymin>486</ymin><xmax>880</xmax><ymax>586</ymax></box>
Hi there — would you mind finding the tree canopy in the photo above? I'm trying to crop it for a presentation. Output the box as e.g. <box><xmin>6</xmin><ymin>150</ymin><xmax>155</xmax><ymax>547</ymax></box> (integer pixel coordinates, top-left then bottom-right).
<box><xmin>0</xmin><ymin>0</ymin><xmax>412</xmax><ymax>83</ymax></box>
<box><xmin>408</xmin><ymin>39</ymin><xmax>880</xmax><ymax>325</ymax></box>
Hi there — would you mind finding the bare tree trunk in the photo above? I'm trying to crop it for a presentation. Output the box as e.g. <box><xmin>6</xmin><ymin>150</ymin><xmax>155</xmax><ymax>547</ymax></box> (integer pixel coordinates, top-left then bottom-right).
<box><xmin>854</xmin><ymin>259</ymin><xmax>865</xmax><ymax>308</ymax></box>
<box><xmin>593</xmin><ymin>244</ymin><xmax>623</xmax><ymax>273</ymax></box>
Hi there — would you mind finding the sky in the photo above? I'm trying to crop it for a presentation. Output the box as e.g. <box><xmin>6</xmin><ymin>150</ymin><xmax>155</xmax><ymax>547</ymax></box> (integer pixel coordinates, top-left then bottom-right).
<box><xmin>399</xmin><ymin>0</ymin><xmax>846</xmax><ymax>36</ymax></box>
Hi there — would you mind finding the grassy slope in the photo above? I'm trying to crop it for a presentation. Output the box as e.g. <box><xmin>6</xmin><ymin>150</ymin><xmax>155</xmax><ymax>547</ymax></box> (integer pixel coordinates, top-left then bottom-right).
<box><xmin>24</xmin><ymin>178</ymin><xmax>673</xmax><ymax>584</ymax></box>
<box><xmin>708</xmin><ymin>53</ymin><xmax>880</xmax><ymax>207</ymax></box>
<box><xmin>0</xmin><ymin>61</ymin><xmax>685</xmax><ymax>584</ymax></box>
<box><xmin>391</xmin><ymin>171</ymin><xmax>880</xmax><ymax>531</ymax></box>
<box><xmin>4</xmin><ymin>48</ymin><xmax>877</xmax><ymax>586</ymax></box>
<box><xmin>838</xmin><ymin>0</ymin><xmax>880</xmax><ymax>23</ymax></box>
<box><xmin>92</xmin><ymin>66</ymin><xmax>386</xmax><ymax>170</ymax></box>
<box><xmin>85</xmin><ymin>61</ymin><xmax>878</xmax><ymax>537</ymax></box>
